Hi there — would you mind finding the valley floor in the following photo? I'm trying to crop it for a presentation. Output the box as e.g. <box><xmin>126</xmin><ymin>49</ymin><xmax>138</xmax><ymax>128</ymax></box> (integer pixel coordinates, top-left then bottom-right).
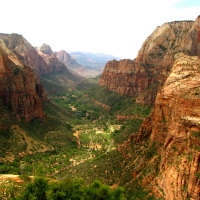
<box><xmin>0</xmin><ymin>85</ymin><xmax>153</xmax><ymax>199</ymax></box>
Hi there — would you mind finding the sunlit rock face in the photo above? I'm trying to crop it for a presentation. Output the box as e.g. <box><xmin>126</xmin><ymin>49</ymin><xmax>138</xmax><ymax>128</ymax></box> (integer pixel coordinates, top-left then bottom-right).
<box><xmin>0</xmin><ymin>34</ymin><xmax>84</xmax><ymax>122</ymax></box>
<box><xmin>0</xmin><ymin>34</ymin><xmax>83</xmax><ymax>82</ymax></box>
<box><xmin>99</xmin><ymin>59</ymin><xmax>148</xmax><ymax>96</ymax></box>
<box><xmin>0</xmin><ymin>39</ymin><xmax>44</xmax><ymax>122</ymax></box>
<box><xmin>0</xmin><ymin>33</ymin><xmax>50</xmax><ymax>76</ymax></box>
<box><xmin>180</xmin><ymin>15</ymin><xmax>200</xmax><ymax>58</ymax></box>
<box><xmin>138</xmin><ymin>53</ymin><xmax>200</xmax><ymax>199</ymax></box>
<box><xmin>100</xmin><ymin>17</ymin><xmax>200</xmax><ymax>105</ymax></box>
<box><xmin>37</xmin><ymin>45</ymin><xmax>67</xmax><ymax>74</ymax></box>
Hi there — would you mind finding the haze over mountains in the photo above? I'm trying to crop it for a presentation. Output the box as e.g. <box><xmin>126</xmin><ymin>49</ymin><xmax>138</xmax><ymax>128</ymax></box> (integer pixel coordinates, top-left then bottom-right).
<box><xmin>0</xmin><ymin>15</ymin><xmax>200</xmax><ymax>199</ymax></box>
<box><xmin>70</xmin><ymin>52</ymin><xmax>120</xmax><ymax>67</ymax></box>
<box><xmin>57</xmin><ymin>51</ymin><xmax>120</xmax><ymax>78</ymax></box>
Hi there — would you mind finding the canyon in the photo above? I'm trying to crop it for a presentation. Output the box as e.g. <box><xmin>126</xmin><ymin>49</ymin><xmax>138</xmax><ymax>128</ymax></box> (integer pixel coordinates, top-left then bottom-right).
<box><xmin>98</xmin><ymin>16</ymin><xmax>200</xmax><ymax>199</ymax></box>
<box><xmin>137</xmin><ymin>53</ymin><xmax>200</xmax><ymax>199</ymax></box>
<box><xmin>0</xmin><ymin>16</ymin><xmax>200</xmax><ymax>200</ymax></box>
<box><xmin>0</xmin><ymin>35</ymin><xmax>84</xmax><ymax>122</ymax></box>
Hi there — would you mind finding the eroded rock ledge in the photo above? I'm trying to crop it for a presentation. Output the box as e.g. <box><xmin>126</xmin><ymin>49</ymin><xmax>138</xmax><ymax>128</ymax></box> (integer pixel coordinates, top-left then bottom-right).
<box><xmin>139</xmin><ymin>53</ymin><xmax>200</xmax><ymax>199</ymax></box>
<box><xmin>0</xmin><ymin>39</ymin><xmax>45</xmax><ymax>122</ymax></box>
<box><xmin>100</xmin><ymin>16</ymin><xmax>200</xmax><ymax>105</ymax></box>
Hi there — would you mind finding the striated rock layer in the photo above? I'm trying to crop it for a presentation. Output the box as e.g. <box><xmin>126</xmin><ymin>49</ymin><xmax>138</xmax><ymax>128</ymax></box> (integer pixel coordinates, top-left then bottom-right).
<box><xmin>138</xmin><ymin>53</ymin><xmax>200</xmax><ymax>199</ymax></box>
<box><xmin>37</xmin><ymin>44</ymin><xmax>68</xmax><ymax>74</ymax></box>
<box><xmin>0</xmin><ymin>34</ymin><xmax>85</xmax><ymax>121</ymax></box>
<box><xmin>0</xmin><ymin>39</ymin><xmax>44</xmax><ymax>122</ymax></box>
<box><xmin>0</xmin><ymin>33</ymin><xmax>49</xmax><ymax>76</ymax></box>
<box><xmin>100</xmin><ymin>16</ymin><xmax>200</xmax><ymax>105</ymax></box>
<box><xmin>0</xmin><ymin>34</ymin><xmax>84</xmax><ymax>83</ymax></box>
<box><xmin>99</xmin><ymin>59</ymin><xmax>148</xmax><ymax>96</ymax></box>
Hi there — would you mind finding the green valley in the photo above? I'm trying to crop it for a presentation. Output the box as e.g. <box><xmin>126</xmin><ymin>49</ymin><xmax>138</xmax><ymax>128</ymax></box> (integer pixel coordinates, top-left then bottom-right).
<box><xmin>0</xmin><ymin>77</ymin><xmax>154</xmax><ymax>199</ymax></box>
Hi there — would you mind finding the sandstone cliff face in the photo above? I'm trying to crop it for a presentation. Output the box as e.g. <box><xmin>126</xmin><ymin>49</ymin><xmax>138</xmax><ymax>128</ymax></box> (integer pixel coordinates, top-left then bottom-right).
<box><xmin>138</xmin><ymin>53</ymin><xmax>200</xmax><ymax>199</ymax></box>
<box><xmin>37</xmin><ymin>47</ymin><xmax>67</xmax><ymax>74</ymax></box>
<box><xmin>0</xmin><ymin>35</ymin><xmax>84</xmax><ymax>83</ymax></box>
<box><xmin>99</xmin><ymin>19</ymin><xmax>197</xmax><ymax>105</ymax></box>
<box><xmin>99</xmin><ymin>59</ymin><xmax>149</xmax><ymax>96</ymax></box>
<box><xmin>0</xmin><ymin>39</ymin><xmax>44</xmax><ymax>122</ymax></box>
<box><xmin>0</xmin><ymin>33</ymin><xmax>49</xmax><ymax>76</ymax></box>
<box><xmin>180</xmin><ymin>16</ymin><xmax>200</xmax><ymax>57</ymax></box>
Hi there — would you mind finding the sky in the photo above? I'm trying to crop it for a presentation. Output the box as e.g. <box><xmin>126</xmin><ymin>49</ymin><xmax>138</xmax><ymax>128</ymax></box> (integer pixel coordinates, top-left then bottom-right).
<box><xmin>0</xmin><ymin>0</ymin><xmax>200</xmax><ymax>59</ymax></box>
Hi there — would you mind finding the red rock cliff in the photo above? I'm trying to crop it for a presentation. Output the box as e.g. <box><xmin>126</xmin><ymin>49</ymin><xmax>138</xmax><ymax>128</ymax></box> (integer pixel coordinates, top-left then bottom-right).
<box><xmin>37</xmin><ymin>44</ymin><xmax>67</xmax><ymax>73</ymax></box>
<box><xmin>0</xmin><ymin>35</ymin><xmax>84</xmax><ymax>84</ymax></box>
<box><xmin>100</xmin><ymin>19</ymin><xmax>198</xmax><ymax>105</ymax></box>
<box><xmin>0</xmin><ymin>33</ymin><xmax>50</xmax><ymax>76</ymax></box>
<box><xmin>0</xmin><ymin>39</ymin><xmax>44</xmax><ymax>122</ymax></box>
<box><xmin>99</xmin><ymin>59</ymin><xmax>148</xmax><ymax>95</ymax></box>
<box><xmin>138</xmin><ymin>53</ymin><xmax>200</xmax><ymax>199</ymax></box>
<box><xmin>180</xmin><ymin>15</ymin><xmax>200</xmax><ymax>57</ymax></box>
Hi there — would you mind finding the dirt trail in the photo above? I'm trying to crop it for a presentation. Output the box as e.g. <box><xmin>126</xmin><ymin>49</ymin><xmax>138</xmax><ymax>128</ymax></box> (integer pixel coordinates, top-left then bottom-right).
<box><xmin>0</xmin><ymin>174</ymin><xmax>34</xmax><ymax>183</ymax></box>
<box><xmin>10</xmin><ymin>125</ymin><xmax>32</xmax><ymax>153</ymax></box>
<box><xmin>10</xmin><ymin>125</ymin><xmax>53</xmax><ymax>154</ymax></box>
<box><xmin>73</xmin><ymin>130</ymin><xmax>81</xmax><ymax>149</ymax></box>
<box><xmin>106</xmin><ymin>139</ymin><xmax>114</xmax><ymax>154</ymax></box>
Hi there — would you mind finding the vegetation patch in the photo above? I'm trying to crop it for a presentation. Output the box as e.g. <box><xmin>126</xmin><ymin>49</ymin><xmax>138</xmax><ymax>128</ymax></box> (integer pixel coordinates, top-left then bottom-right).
<box><xmin>0</xmin><ymin>77</ymin><xmax>154</xmax><ymax>199</ymax></box>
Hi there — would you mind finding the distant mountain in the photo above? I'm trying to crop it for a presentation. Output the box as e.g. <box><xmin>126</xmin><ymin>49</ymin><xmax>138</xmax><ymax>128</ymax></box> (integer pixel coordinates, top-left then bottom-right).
<box><xmin>54</xmin><ymin>50</ymin><xmax>88</xmax><ymax>77</ymax></box>
<box><xmin>55</xmin><ymin>51</ymin><xmax>120</xmax><ymax>78</ymax></box>
<box><xmin>69</xmin><ymin>51</ymin><xmax>121</xmax><ymax>70</ymax></box>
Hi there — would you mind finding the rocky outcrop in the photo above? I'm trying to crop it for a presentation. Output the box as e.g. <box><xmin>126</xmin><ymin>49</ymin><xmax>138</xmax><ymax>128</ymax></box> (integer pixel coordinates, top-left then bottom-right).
<box><xmin>0</xmin><ymin>39</ymin><xmax>44</xmax><ymax>122</ymax></box>
<box><xmin>38</xmin><ymin>43</ymin><xmax>53</xmax><ymax>55</ymax></box>
<box><xmin>37</xmin><ymin>45</ymin><xmax>84</xmax><ymax>83</ymax></box>
<box><xmin>55</xmin><ymin>50</ymin><xmax>88</xmax><ymax>77</ymax></box>
<box><xmin>0</xmin><ymin>34</ymin><xmax>84</xmax><ymax>83</ymax></box>
<box><xmin>99</xmin><ymin>16</ymin><xmax>200</xmax><ymax>199</ymax></box>
<box><xmin>55</xmin><ymin>50</ymin><xmax>81</xmax><ymax>69</ymax></box>
<box><xmin>180</xmin><ymin>15</ymin><xmax>200</xmax><ymax>57</ymax></box>
<box><xmin>138</xmin><ymin>53</ymin><xmax>200</xmax><ymax>199</ymax></box>
<box><xmin>99</xmin><ymin>59</ymin><xmax>149</xmax><ymax>96</ymax></box>
<box><xmin>0</xmin><ymin>33</ymin><xmax>49</xmax><ymax>76</ymax></box>
<box><xmin>0</xmin><ymin>33</ymin><xmax>84</xmax><ymax>111</ymax></box>
<box><xmin>99</xmin><ymin>18</ymin><xmax>199</xmax><ymax>105</ymax></box>
<box><xmin>37</xmin><ymin>48</ymin><xmax>67</xmax><ymax>73</ymax></box>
